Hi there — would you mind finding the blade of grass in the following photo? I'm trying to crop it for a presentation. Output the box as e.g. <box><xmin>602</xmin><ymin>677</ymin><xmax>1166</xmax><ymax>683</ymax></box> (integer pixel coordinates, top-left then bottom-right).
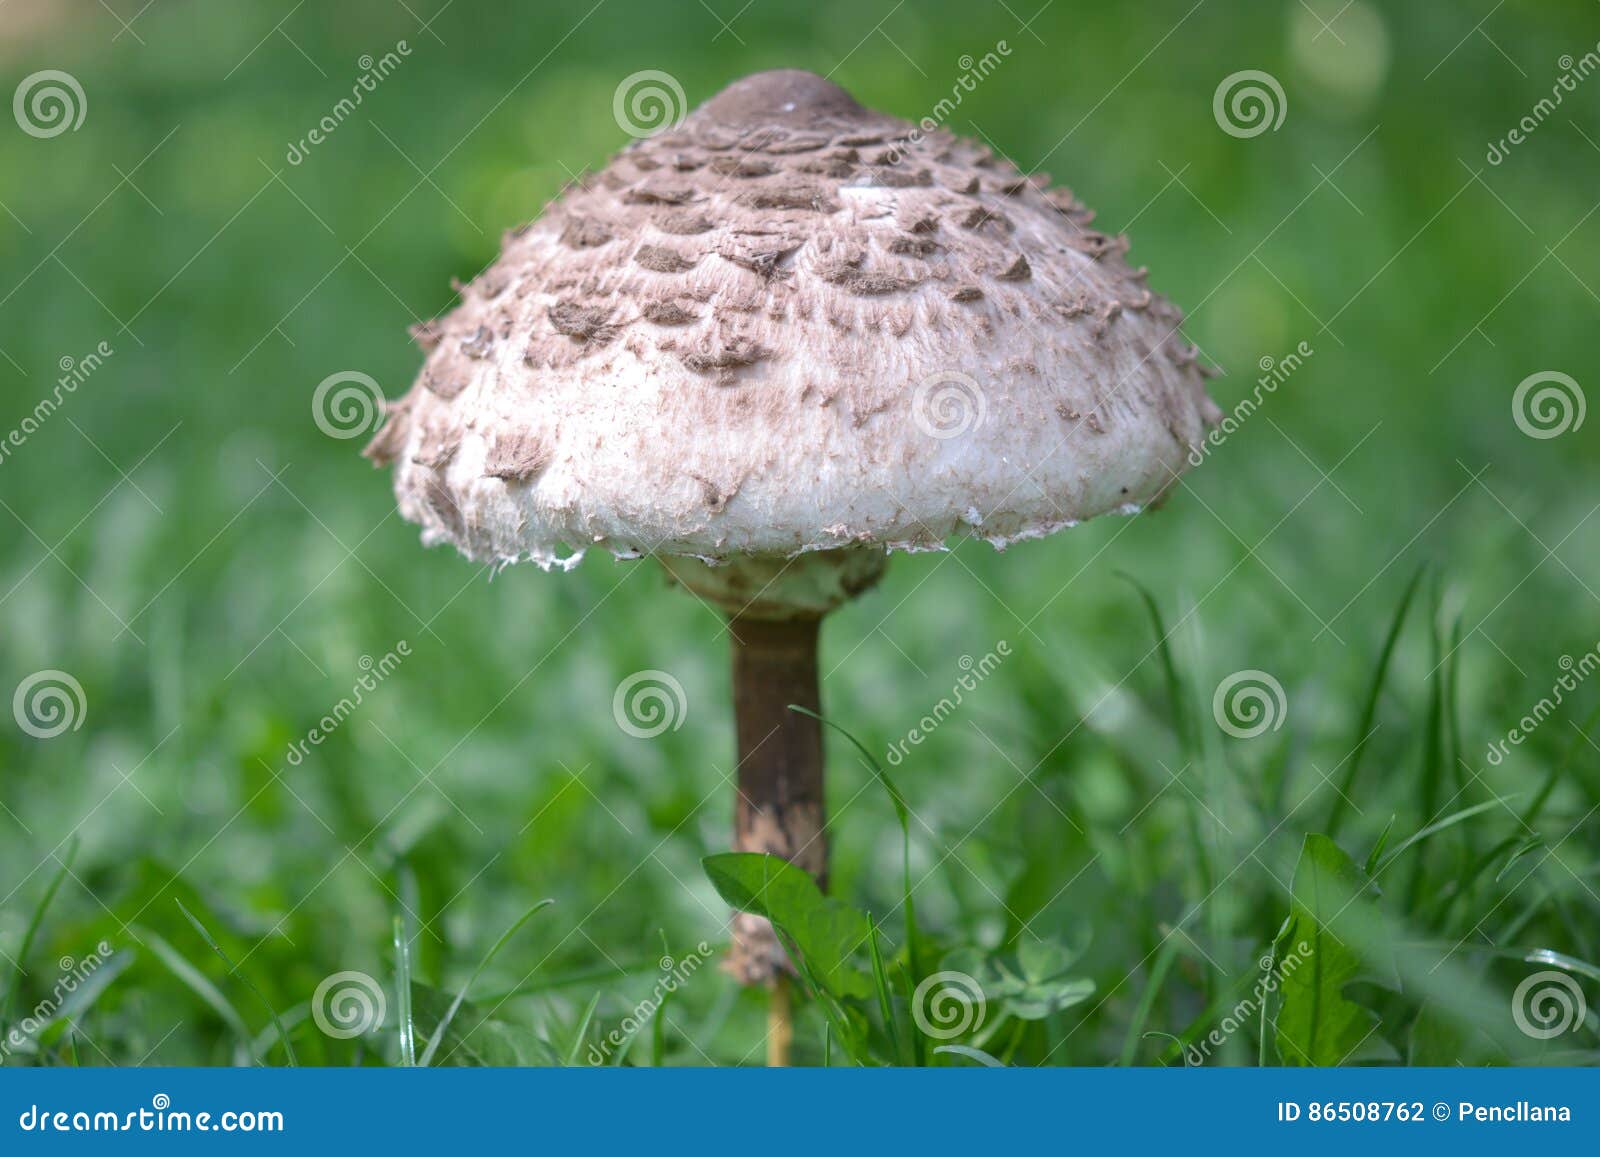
<box><xmin>1</xmin><ymin>838</ymin><xmax>78</xmax><ymax>1033</ymax></box>
<box><xmin>418</xmin><ymin>899</ymin><xmax>554</xmax><ymax>1066</ymax></box>
<box><xmin>1119</xmin><ymin>573</ymin><xmax>1197</xmax><ymax>758</ymax></box>
<box><xmin>1445</xmin><ymin>611</ymin><xmax>1465</xmax><ymax>809</ymax></box>
<box><xmin>1407</xmin><ymin>577</ymin><xmax>1449</xmax><ymax>910</ymax></box>
<box><xmin>1522</xmin><ymin>698</ymin><xmax>1600</xmax><ymax>828</ymax></box>
<box><xmin>1117</xmin><ymin>936</ymin><xmax>1180</xmax><ymax>1066</ymax></box>
<box><xmin>650</xmin><ymin>988</ymin><xmax>668</xmax><ymax>1067</ymax></box>
<box><xmin>1364</xmin><ymin>815</ymin><xmax>1397</xmax><ymax>877</ymax></box>
<box><xmin>478</xmin><ymin>959</ymin><xmax>657</xmax><ymax>1002</ymax></box>
<box><xmin>248</xmin><ymin>1005</ymin><xmax>311</xmax><ymax>1065</ymax></box>
<box><xmin>175</xmin><ymin>900</ymin><xmax>298</xmax><ymax>1066</ymax></box>
<box><xmin>934</xmin><ymin>1043</ymin><xmax>1005</xmax><ymax>1066</ymax></box>
<box><xmin>139</xmin><ymin>925</ymin><xmax>254</xmax><ymax>1055</ymax></box>
<box><xmin>394</xmin><ymin>915</ymin><xmax>415</xmax><ymax>1067</ymax></box>
<box><xmin>1328</xmin><ymin>564</ymin><xmax>1426</xmax><ymax>838</ymax></box>
<box><xmin>1377</xmin><ymin>797</ymin><xmax>1512</xmax><ymax>877</ymax></box>
<box><xmin>1495</xmin><ymin>836</ymin><xmax>1547</xmax><ymax>883</ymax></box>
<box><xmin>791</xmin><ymin>704</ymin><xmax>919</xmax><ymax>982</ymax></box>
<box><xmin>867</xmin><ymin>922</ymin><xmax>909</xmax><ymax>1066</ymax></box>
<box><xmin>1122</xmin><ymin>577</ymin><xmax>1218</xmax><ymax>1000</ymax></box>
<box><xmin>1402</xmin><ymin>942</ymin><xmax>1600</xmax><ymax>984</ymax></box>
<box><xmin>564</xmin><ymin>992</ymin><xmax>601</xmax><ymax>1066</ymax></box>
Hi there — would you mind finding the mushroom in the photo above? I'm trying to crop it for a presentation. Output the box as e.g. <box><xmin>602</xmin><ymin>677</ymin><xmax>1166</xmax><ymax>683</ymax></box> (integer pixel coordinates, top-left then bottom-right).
<box><xmin>363</xmin><ymin>69</ymin><xmax>1220</xmax><ymax>1063</ymax></box>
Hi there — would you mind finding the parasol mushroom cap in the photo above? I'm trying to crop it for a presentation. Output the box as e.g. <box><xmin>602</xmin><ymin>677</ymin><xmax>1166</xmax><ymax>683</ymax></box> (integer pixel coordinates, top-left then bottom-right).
<box><xmin>366</xmin><ymin>69</ymin><xmax>1220</xmax><ymax>574</ymax></box>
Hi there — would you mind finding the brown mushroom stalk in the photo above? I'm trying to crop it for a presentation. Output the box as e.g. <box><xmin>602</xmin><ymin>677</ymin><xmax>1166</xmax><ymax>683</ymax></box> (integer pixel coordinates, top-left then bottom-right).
<box><xmin>729</xmin><ymin>613</ymin><xmax>822</xmax><ymax>1068</ymax></box>
<box><xmin>726</xmin><ymin>612</ymin><xmax>826</xmax><ymax>986</ymax></box>
<box><xmin>662</xmin><ymin>547</ymin><xmax>885</xmax><ymax>1062</ymax></box>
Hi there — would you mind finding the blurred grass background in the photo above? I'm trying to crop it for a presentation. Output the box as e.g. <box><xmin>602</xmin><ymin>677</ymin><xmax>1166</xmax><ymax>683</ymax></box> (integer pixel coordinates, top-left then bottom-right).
<box><xmin>1</xmin><ymin>0</ymin><xmax>1597</xmax><ymax>1065</ymax></box>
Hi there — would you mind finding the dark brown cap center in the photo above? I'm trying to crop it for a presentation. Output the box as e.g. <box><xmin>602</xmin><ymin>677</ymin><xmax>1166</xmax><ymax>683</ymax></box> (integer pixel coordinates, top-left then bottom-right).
<box><xmin>696</xmin><ymin>69</ymin><xmax>866</xmax><ymax>127</ymax></box>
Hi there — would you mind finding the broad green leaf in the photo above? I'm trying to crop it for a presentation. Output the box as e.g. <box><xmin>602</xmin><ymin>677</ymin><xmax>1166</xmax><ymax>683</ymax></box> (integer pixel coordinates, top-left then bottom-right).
<box><xmin>792</xmin><ymin>705</ymin><xmax>921</xmax><ymax>982</ymax></box>
<box><xmin>702</xmin><ymin>853</ymin><xmax>872</xmax><ymax>998</ymax></box>
<box><xmin>1276</xmin><ymin>834</ymin><xmax>1383</xmax><ymax>1066</ymax></box>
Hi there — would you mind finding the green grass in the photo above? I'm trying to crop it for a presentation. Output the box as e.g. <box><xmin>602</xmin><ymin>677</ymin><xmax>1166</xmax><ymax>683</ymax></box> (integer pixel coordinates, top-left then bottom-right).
<box><xmin>2</xmin><ymin>0</ymin><xmax>1598</xmax><ymax>1066</ymax></box>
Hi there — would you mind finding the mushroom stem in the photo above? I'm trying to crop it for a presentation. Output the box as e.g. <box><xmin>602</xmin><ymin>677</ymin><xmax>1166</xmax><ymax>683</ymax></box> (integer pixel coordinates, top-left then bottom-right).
<box><xmin>725</xmin><ymin>613</ymin><xmax>828</xmax><ymax>990</ymax></box>
<box><xmin>768</xmin><ymin>974</ymin><xmax>793</xmax><ymax>1067</ymax></box>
